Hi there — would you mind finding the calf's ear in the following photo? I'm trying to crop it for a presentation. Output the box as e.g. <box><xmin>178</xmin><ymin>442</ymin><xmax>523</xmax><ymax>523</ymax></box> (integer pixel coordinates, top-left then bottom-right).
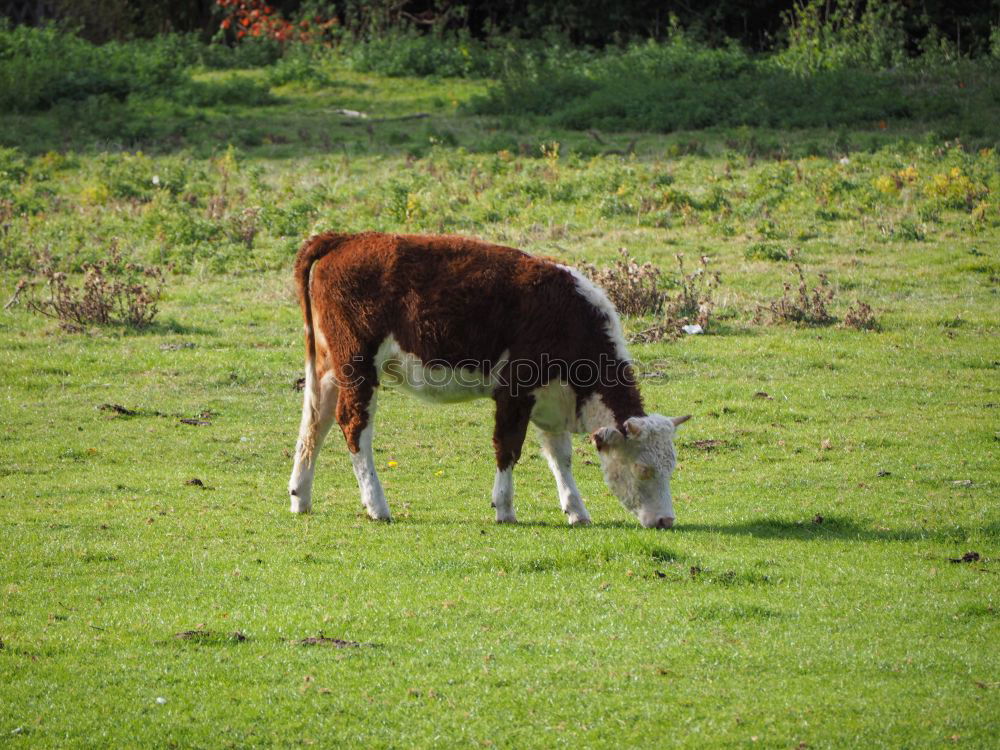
<box><xmin>624</xmin><ymin>417</ymin><xmax>644</xmax><ymax>438</ymax></box>
<box><xmin>591</xmin><ymin>426</ymin><xmax>624</xmax><ymax>451</ymax></box>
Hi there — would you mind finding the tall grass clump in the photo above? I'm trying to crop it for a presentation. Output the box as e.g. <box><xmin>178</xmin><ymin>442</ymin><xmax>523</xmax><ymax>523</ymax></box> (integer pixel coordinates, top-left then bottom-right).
<box><xmin>346</xmin><ymin>28</ymin><xmax>504</xmax><ymax>78</ymax></box>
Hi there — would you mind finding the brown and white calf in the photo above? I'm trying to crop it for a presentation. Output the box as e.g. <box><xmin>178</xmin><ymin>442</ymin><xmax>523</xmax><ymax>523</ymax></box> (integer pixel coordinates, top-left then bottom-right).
<box><xmin>287</xmin><ymin>232</ymin><xmax>690</xmax><ymax>528</ymax></box>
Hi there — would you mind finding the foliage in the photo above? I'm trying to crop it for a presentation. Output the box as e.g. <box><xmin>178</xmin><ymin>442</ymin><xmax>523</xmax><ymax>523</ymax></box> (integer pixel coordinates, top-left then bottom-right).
<box><xmin>0</xmin><ymin>22</ymin><xmax>187</xmax><ymax>112</ymax></box>
<box><xmin>215</xmin><ymin>0</ymin><xmax>340</xmax><ymax>44</ymax></box>
<box><xmin>772</xmin><ymin>0</ymin><xmax>908</xmax><ymax>75</ymax></box>
<box><xmin>345</xmin><ymin>27</ymin><xmax>501</xmax><ymax>77</ymax></box>
<box><xmin>471</xmin><ymin>31</ymin><xmax>1000</xmax><ymax>134</ymax></box>
<box><xmin>10</xmin><ymin>0</ymin><xmax>1000</xmax><ymax>56</ymax></box>
<box><xmin>20</xmin><ymin>246</ymin><xmax>165</xmax><ymax>331</ymax></box>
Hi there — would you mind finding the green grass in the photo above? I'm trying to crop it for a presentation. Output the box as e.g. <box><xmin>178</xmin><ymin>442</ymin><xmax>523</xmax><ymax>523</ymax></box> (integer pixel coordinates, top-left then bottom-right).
<box><xmin>1</xmin><ymin>58</ymin><xmax>999</xmax><ymax>747</ymax></box>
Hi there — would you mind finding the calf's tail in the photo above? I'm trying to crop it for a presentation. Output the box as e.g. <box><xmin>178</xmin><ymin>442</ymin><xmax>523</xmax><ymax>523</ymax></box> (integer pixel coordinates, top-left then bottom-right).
<box><xmin>293</xmin><ymin>232</ymin><xmax>348</xmax><ymax>368</ymax></box>
<box><xmin>293</xmin><ymin>233</ymin><xmax>349</xmax><ymax>457</ymax></box>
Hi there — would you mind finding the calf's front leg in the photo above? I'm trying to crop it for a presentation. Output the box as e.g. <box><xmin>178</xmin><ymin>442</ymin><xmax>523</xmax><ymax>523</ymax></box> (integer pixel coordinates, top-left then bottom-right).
<box><xmin>491</xmin><ymin>394</ymin><xmax>533</xmax><ymax>524</ymax></box>
<box><xmin>538</xmin><ymin>430</ymin><xmax>591</xmax><ymax>526</ymax></box>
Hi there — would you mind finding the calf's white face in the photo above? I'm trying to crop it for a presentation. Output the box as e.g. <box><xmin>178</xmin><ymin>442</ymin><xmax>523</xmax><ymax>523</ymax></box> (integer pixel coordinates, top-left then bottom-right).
<box><xmin>592</xmin><ymin>414</ymin><xmax>690</xmax><ymax>528</ymax></box>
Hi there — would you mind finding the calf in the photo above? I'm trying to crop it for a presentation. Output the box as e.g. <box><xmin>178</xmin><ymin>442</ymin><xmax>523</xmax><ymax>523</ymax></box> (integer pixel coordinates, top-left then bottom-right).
<box><xmin>287</xmin><ymin>232</ymin><xmax>690</xmax><ymax>528</ymax></box>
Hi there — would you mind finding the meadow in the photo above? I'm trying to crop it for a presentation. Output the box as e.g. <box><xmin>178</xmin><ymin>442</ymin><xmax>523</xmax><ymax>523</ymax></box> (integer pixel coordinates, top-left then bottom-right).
<box><xmin>1</xmin><ymin>30</ymin><xmax>999</xmax><ymax>747</ymax></box>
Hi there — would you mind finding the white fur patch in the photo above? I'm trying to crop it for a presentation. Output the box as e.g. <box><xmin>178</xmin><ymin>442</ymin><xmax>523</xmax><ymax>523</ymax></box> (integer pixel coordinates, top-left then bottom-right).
<box><xmin>529</xmin><ymin>381</ymin><xmax>576</xmax><ymax>433</ymax></box>
<box><xmin>558</xmin><ymin>264</ymin><xmax>631</xmax><ymax>363</ymax></box>
<box><xmin>374</xmin><ymin>335</ymin><xmax>507</xmax><ymax>403</ymax></box>
<box><xmin>492</xmin><ymin>467</ymin><xmax>515</xmax><ymax>523</ymax></box>
<box><xmin>577</xmin><ymin>392</ymin><xmax>617</xmax><ymax>434</ymax></box>
<box><xmin>349</xmin><ymin>408</ymin><xmax>391</xmax><ymax>521</ymax></box>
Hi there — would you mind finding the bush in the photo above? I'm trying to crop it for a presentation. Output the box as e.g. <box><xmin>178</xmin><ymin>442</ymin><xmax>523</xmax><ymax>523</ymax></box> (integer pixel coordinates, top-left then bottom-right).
<box><xmin>346</xmin><ymin>29</ymin><xmax>506</xmax><ymax>78</ymax></box>
<box><xmin>0</xmin><ymin>24</ymin><xmax>187</xmax><ymax>112</ymax></box>
<box><xmin>633</xmin><ymin>254</ymin><xmax>722</xmax><ymax>342</ymax></box>
<box><xmin>753</xmin><ymin>260</ymin><xmax>835</xmax><ymax>326</ymax></box>
<box><xmin>578</xmin><ymin>247</ymin><xmax>665</xmax><ymax>316</ymax></box>
<box><xmin>471</xmin><ymin>28</ymin><xmax>1000</xmax><ymax>135</ymax></box>
<box><xmin>842</xmin><ymin>300</ymin><xmax>879</xmax><ymax>330</ymax></box>
<box><xmin>773</xmin><ymin>0</ymin><xmax>908</xmax><ymax>76</ymax></box>
<box><xmin>21</xmin><ymin>246</ymin><xmax>165</xmax><ymax>331</ymax></box>
<box><xmin>266</xmin><ymin>44</ymin><xmax>335</xmax><ymax>87</ymax></box>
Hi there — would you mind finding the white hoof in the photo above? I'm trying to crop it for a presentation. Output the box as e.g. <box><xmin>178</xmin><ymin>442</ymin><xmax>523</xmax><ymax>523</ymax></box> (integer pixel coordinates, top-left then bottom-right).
<box><xmin>289</xmin><ymin>494</ymin><xmax>312</xmax><ymax>513</ymax></box>
<box><xmin>364</xmin><ymin>503</ymin><xmax>392</xmax><ymax>522</ymax></box>
<box><xmin>567</xmin><ymin>512</ymin><xmax>592</xmax><ymax>526</ymax></box>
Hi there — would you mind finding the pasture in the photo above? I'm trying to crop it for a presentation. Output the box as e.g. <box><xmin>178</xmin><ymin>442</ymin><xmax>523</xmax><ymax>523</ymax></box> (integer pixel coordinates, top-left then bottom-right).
<box><xmin>1</xmin><ymin>56</ymin><xmax>999</xmax><ymax>747</ymax></box>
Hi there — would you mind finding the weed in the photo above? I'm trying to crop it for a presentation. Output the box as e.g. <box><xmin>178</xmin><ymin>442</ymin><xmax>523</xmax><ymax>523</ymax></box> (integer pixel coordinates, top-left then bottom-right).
<box><xmin>753</xmin><ymin>257</ymin><xmax>835</xmax><ymax>326</ymax></box>
<box><xmin>230</xmin><ymin>207</ymin><xmax>261</xmax><ymax>249</ymax></box>
<box><xmin>578</xmin><ymin>247</ymin><xmax>665</xmax><ymax>316</ymax></box>
<box><xmin>842</xmin><ymin>300</ymin><xmax>879</xmax><ymax>330</ymax></box>
<box><xmin>21</xmin><ymin>246</ymin><xmax>164</xmax><ymax>331</ymax></box>
<box><xmin>745</xmin><ymin>242</ymin><xmax>790</xmax><ymax>262</ymax></box>
<box><xmin>637</xmin><ymin>254</ymin><xmax>721</xmax><ymax>341</ymax></box>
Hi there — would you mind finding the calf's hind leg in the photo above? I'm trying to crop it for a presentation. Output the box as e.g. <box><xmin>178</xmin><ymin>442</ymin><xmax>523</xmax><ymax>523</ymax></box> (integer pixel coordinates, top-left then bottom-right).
<box><xmin>338</xmin><ymin>383</ymin><xmax>391</xmax><ymax>522</ymax></box>
<box><xmin>288</xmin><ymin>370</ymin><xmax>338</xmax><ymax>513</ymax></box>
<box><xmin>538</xmin><ymin>430</ymin><xmax>591</xmax><ymax>526</ymax></box>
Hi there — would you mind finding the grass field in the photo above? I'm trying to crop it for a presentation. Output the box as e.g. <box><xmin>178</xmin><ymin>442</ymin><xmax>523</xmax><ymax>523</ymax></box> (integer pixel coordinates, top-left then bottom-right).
<box><xmin>1</xmin><ymin>59</ymin><xmax>999</xmax><ymax>747</ymax></box>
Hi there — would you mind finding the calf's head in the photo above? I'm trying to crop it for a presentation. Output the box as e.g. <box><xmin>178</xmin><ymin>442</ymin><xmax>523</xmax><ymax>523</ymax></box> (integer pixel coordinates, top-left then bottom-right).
<box><xmin>591</xmin><ymin>414</ymin><xmax>690</xmax><ymax>528</ymax></box>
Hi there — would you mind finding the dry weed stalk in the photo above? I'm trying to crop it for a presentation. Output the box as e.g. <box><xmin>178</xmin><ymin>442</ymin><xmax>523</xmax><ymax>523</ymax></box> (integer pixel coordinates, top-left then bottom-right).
<box><xmin>636</xmin><ymin>254</ymin><xmax>721</xmax><ymax>342</ymax></box>
<box><xmin>579</xmin><ymin>247</ymin><xmax>666</xmax><ymax>317</ymax></box>
<box><xmin>21</xmin><ymin>245</ymin><xmax>165</xmax><ymax>331</ymax></box>
<box><xmin>842</xmin><ymin>300</ymin><xmax>879</xmax><ymax>330</ymax></box>
<box><xmin>753</xmin><ymin>255</ymin><xmax>834</xmax><ymax>326</ymax></box>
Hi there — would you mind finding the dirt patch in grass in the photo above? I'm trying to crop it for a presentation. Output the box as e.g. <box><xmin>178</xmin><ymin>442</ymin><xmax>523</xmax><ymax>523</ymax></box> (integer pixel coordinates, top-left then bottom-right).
<box><xmin>689</xmin><ymin>439</ymin><xmax>728</xmax><ymax>451</ymax></box>
<box><xmin>174</xmin><ymin>630</ymin><xmax>247</xmax><ymax>643</ymax></box>
<box><xmin>950</xmin><ymin>551</ymin><xmax>980</xmax><ymax>563</ymax></box>
<box><xmin>295</xmin><ymin>636</ymin><xmax>367</xmax><ymax>647</ymax></box>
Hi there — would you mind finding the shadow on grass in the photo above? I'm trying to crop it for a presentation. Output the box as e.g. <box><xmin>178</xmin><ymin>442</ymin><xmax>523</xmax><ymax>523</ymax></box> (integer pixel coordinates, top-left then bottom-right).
<box><xmin>336</xmin><ymin>514</ymin><xmax>994</xmax><ymax>544</ymax></box>
<box><xmin>144</xmin><ymin>318</ymin><xmax>216</xmax><ymax>336</ymax></box>
<box><xmin>680</xmin><ymin>515</ymin><xmax>978</xmax><ymax>543</ymax></box>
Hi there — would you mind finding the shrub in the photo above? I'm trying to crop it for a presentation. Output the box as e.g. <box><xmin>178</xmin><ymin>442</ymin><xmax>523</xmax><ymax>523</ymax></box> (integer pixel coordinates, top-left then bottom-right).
<box><xmin>266</xmin><ymin>44</ymin><xmax>335</xmax><ymax>87</ymax></box>
<box><xmin>0</xmin><ymin>24</ymin><xmax>186</xmax><ymax>112</ymax></box>
<box><xmin>636</xmin><ymin>254</ymin><xmax>721</xmax><ymax>342</ymax></box>
<box><xmin>21</xmin><ymin>246</ymin><xmax>165</xmax><ymax>331</ymax></box>
<box><xmin>471</xmin><ymin>28</ymin><xmax>1000</xmax><ymax>136</ymax></box>
<box><xmin>578</xmin><ymin>247</ymin><xmax>665</xmax><ymax>316</ymax></box>
<box><xmin>346</xmin><ymin>28</ymin><xmax>506</xmax><ymax>78</ymax></box>
<box><xmin>842</xmin><ymin>300</ymin><xmax>879</xmax><ymax>330</ymax></box>
<box><xmin>753</xmin><ymin>260</ymin><xmax>835</xmax><ymax>326</ymax></box>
